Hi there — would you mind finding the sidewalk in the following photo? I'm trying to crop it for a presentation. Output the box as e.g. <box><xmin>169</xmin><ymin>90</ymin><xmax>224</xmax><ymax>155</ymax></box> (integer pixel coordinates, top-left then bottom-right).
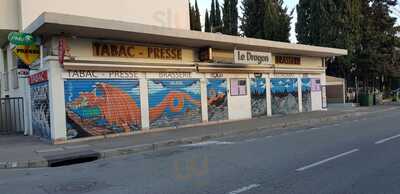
<box><xmin>0</xmin><ymin>105</ymin><xmax>398</xmax><ymax>169</ymax></box>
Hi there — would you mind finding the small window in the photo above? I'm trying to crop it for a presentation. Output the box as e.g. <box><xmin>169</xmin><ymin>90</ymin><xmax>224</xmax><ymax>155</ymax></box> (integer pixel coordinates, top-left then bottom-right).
<box><xmin>231</xmin><ymin>79</ymin><xmax>247</xmax><ymax>96</ymax></box>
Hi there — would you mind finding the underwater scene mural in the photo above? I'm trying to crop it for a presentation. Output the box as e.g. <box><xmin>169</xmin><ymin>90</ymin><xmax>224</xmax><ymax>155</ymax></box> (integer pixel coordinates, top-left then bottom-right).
<box><xmin>251</xmin><ymin>78</ymin><xmax>267</xmax><ymax>117</ymax></box>
<box><xmin>64</xmin><ymin>80</ymin><xmax>141</xmax><ymax>139</ymax></box>
<box><xmin>31</xmin><ymin>82</ymin><xmax>51</xmax><ymax>140</ymax></box>
<box><xmin>302</xmin><ymin>78</ymin><xmax>312</xmax><ymax>112</ymax></box>
<box><xmin>207</xmin><ymin>79</ymin><xmax>228</xmax><ymax>121</ymax></box>
<box><xmin>271</xmin><ymin>78</ymin><xmax>299</xmax><ymax>115</ymax></box>
<box><xmin>148</xmin><ymin>79</ymin><xmax>202</xmax><ymax>128</ymax></box>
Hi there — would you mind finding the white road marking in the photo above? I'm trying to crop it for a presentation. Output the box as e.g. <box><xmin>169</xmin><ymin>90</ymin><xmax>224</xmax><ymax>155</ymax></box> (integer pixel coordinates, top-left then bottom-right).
<box><xmin>182</xmin><ymin>141</ymin><xmax>234</xmax><ymax>147</ymax></box>
<box><xmin>375</xmin><ymin>134</ymin><xmax>400</xmax><ymax>145</ymax></box>
<box><xmin>35</xmin><ymin>148</ymin><xmax>64</xmax><ymax>153</ymax></box>
<box><xmin>296</xmin><ymin>149</ymin><xmax>359</xmax><ymax>172</ymax></box>
<box><xmin>228</xmin><ymin>184</ymin><xmax>260</xmax><ymax>194</ymax></box>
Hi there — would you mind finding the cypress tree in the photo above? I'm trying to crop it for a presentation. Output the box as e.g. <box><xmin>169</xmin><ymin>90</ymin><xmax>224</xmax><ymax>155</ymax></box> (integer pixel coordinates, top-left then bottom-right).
<box><xmin>241</xmin><ymin>0</ymin><xmax>266</xmax><ymax>39</ymax></box>
<box><xmin>264</xmin><ymin>0</ymin><xmax>279</xmax><ymax>40</ymax></box>
<box><xmin>222</xmin><ymin>0</ymin><xmax>231</xmax><ymax>34</ymax></box>
<box><xmin>205</xmin><ymin>9</ymin><xmax>211</xmax><ymax>32</ymax></box>
<box><xmin>210</xmin><ymin>0</ymin><xmax>216</xmax><ymax>31</ymax></box>
<box><xmin>214</xmin><ymin>0</ymin><xmax>223</xmax><ymax>32</ymax></box>
<box><xmin>275</xmin><ymin>0</ymin><xmax>292</xmax><ymax>42</ymax></box>
<box><xmin>222</xmin><ymin>0</ymin><xmax>238</xmax><ymax>35</ymax></box>
<box><xmin>242</xmin><ymin>0</ymin><xmax>290</xmax><ymax>41</ymax></box>
<box><xmin>189</xmin><ymin>1</ymin><xmax>194</xmax><ymax>30</ymax></box>
<box><xmin>193</xmin><ymin>0</ymin><xmax>202</xmax><ymax>31</ymax></box>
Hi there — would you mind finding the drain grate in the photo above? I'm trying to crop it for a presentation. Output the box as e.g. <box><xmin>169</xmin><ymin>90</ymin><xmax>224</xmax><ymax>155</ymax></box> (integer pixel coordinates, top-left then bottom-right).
<box><xmin>43</xmin><ymin>150</ymin><xmax>101</xmax><ymax>167</ymax></box>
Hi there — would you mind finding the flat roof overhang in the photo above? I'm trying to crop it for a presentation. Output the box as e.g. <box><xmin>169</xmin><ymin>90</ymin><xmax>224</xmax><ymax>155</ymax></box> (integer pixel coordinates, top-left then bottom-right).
<box><xmin>25</xmin><ymin>12</ymin><xmax>348</xmax><ymax>57</ymax></box>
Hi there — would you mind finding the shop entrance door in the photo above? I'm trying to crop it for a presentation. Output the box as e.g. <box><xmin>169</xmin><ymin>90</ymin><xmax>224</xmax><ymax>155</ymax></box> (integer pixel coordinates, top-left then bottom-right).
<box><xmin>228</xmin><ymin>78</ymin><xmax>251</xmax><ymax>120</ymax></box>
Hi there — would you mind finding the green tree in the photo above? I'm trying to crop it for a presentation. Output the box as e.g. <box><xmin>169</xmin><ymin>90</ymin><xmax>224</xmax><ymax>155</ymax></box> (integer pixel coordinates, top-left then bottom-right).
<box><xmin>241</xmin><ymin>0</ymin><xmax>266</xmax><ymax>39</ymax></box>
<box><xmin>205</xmin><ymin>9</ymin><xmax>211</xmax><ymax>32</ymax></box>
<box><xmin>189</xmin><ymin>1</ymin><xmax>194</xmax><ymax>30</ymax></box>
<box><xmin>356</xmin><ymin>0</ymin><xmax>398</xmax><ymax>89</ymax></box>
<box><xmin>214</xmin><ymin>0</ymin><xmax>223</xmax><ymax>32</ymax></box>
<box><xmin>222</xmin><ymin>0</ymin><xmax>239</xmax><ymax>35</ymax></box>
<box><xmin>193</xmin><ymin>0</ymin><xmax>202</xmax><ymax>31</ymax></box>
<box><xmin>242</xmin><ymin>0</ymin><xmax>291</xmax><ymax>41</ymax></box>
<box><xmin>264</xmin><ymin>0</ymin><xmax>292</xmax><ymax>42</ymax></box>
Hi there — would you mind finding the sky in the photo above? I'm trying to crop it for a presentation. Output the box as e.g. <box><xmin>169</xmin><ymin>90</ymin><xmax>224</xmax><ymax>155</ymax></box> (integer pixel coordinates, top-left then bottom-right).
<box><xmin>191</xmin><ymin>0</ymin><xmax>400</xmax><ymax>43</ymax></box>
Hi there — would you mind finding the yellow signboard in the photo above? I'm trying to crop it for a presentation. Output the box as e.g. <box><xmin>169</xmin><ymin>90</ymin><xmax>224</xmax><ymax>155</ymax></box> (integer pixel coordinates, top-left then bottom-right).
<box><xmin>13</xmin><ymin>45</ymin><xmax>40</xmax><ymax>65</ymax></box>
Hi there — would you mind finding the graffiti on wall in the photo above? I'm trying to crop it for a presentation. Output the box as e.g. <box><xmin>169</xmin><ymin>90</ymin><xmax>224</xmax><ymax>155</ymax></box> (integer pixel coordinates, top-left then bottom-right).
<box><xmin>207</xmin><ymin>79</ymin><xmax>228</xmax><ymax>121</ymax></box>
<box><xmin>302</xmin><ymin>78</ymin><xmax>312</xmax><ymax>112</ymax></box>
<box><xmin>64</xmin><ymin>80</ymin><xmax>141</xmax><ymax>139</ymax></box>
<box><xmin>271</xmin><ymin>78</ymin><xmax>299</xmax><ymax>115</ymax></box>
<box><xmin>251</xmin><ymin>78</ymin><xmax>267</xmax><ymax>117</ymax></box>
<box><xmin>148</xmin><ymin>80</ymin><xmax>202</xmax><ymax>128</ymax></box>
<box><xmin>31</xmin><ymin>82</ymin><xmax>51</xmax><ymax>139</ymax></box>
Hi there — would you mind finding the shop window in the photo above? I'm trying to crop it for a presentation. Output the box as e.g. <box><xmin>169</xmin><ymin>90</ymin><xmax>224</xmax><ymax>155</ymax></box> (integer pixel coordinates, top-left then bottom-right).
<box><xmin>231</xmin><ymin>79</ymin><xmax>247</xmax><ymax>96</ymax></box>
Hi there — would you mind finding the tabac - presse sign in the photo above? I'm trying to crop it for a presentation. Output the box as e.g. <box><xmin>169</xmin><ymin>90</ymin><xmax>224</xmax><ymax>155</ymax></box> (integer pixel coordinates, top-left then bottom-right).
<box><xmin>93</xmin><ymin>42</ymin><xmax>183</xmax><ymax>60</ymax></box>
<box><xmin>234</xmin><ymin>50</ymin><xmax>272</xmax><ymax>65</ymax></box>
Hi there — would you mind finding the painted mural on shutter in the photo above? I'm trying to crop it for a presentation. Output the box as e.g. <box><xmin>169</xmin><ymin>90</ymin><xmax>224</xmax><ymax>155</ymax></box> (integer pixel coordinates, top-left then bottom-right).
<box><xmin>271</xmin><ymin>78</ymin><xmax>299</xmax><ymax>115</ymax></box>
<box><xmin>207</xmin><ymin>79</ymin><xmax>228</xmax><ymax>121</ymax></box>
<box><xmin>31</xmin><ymin>82</ymin><xmax>51</xmax><ymax>139</ymax></box>
<box><xmin>148</xmin><ymin>79</ymin><xmax>202</xmax><ymax>128</ymax></box>
<box><xmin>251</xmin><ymin>78</ymin><xmax>267</xmax><ymax>117</ymax></box>
<box><xmin>302</xmin><ymin>78</ymin><xmax>312</xmax><ymax>112</ymax></box>
<box><xmin>64</xmin><ymin>80</ymin><xmax>141</xmax><ymax>139</ymax></box>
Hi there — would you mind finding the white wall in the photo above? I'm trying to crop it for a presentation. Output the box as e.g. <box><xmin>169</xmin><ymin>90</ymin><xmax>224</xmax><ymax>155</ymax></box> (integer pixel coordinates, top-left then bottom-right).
<box><xmin>19</xmin><ymin>0</ymin><xmax>190</xmax><ymax>31</ymax></box>
<box><xmin>0</xmin><ymin>0</ymin><xmax>19</xmax><ymax>30</ymax></box>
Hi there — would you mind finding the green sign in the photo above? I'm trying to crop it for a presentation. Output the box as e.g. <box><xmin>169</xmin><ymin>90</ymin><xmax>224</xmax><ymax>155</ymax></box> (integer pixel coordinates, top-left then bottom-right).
<box><xmin>8</xmin><ymin>32</ymin><xmax>37</xmax><ymax>46</ymax></box>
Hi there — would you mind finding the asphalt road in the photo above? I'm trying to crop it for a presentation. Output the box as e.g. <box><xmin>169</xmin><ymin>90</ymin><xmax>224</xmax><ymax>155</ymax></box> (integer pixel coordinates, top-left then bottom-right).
<box><xmin>2</xmin><ymin>109</ymin><xmax>400</xmax><ymax>194</ymax></box>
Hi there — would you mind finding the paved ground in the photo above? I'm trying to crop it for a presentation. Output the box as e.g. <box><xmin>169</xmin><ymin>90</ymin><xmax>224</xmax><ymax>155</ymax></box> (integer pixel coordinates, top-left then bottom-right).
<box><xmin>0</xmin><ymin>105</ymin><xmax>396</xmax><ymax>169</ymax></box>
<box><xmin>1</xmin><ymin>107</ymin><xmax>400</xmax><ymax>193</ymax></box>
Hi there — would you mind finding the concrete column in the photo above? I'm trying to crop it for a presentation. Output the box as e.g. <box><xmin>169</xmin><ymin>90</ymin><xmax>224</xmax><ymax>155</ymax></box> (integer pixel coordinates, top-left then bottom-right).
<box><xmin>298</xmin><ymin>77</ymin><xmax>303</xmax><ymax>113</ymax></box>
<box><xmin>266</xmin><ymin>75</ymin><xmax>272</xmax><ymax>116</ymax></box>
<box><xmin>200</xmin><ymin>78</ymin><xmax>208</xmax><ymax>122</ymax></box>
<box><xmin>139</xmin><ymin>78</ymin><xmax>150</xmax><ymax>130</ymax></box>
<box><xmin>23</xmin><ymin>78</ymin><xmax>32</xmax><ymax>135</ymax></box>
<box><xmin>321</xmin><ymin>73</ymin><xmax>327</xmax><ymax>110</ymax></box>
<box><xmin>48</xmin><ymin>61</ymin><xmax>67</xmax><ymax>142</ymax></box>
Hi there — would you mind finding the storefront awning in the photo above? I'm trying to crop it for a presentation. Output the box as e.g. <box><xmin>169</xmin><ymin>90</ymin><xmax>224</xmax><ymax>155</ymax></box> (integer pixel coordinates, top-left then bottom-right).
<box><xmin>25</xmin><ymin>12</ymin><xmax>347</xmax><ymax>58</ymax></box>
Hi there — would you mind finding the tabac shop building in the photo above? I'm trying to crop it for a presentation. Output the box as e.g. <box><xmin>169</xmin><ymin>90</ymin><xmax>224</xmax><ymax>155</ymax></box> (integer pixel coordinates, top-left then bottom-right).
<box><xmin>17</xmin><ymin>13</ymin><xmax>346</xmax><ymax>143</ymax></box>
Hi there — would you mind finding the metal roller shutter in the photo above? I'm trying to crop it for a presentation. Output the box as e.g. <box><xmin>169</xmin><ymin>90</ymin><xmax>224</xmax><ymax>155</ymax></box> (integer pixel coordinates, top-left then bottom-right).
<box><xmin>64</xmin><ymin>79</ymin><xmax>141</xmax><ymax>139</ymax></box>
<box><xmin>148</xmin><ymin>79</ymin><xmax>202</xmax><ymax>128</ymax></box>
<box><xmin>301</xmin><ymin>78</ymin><xmax>312</xmax><ymax>112</ymax></box>
<box><xmin>271</xmin><ymin>78</ymin><xmax>299</xmax><ymax>115</ymax></box>
<box><xmin>207</xmin><ymin>79</ymin><xmax>228</xmax><ymax>121</ymax></box>
<box><xmin>251</xmin><ymin>78</ymin><xmax>267</xmax><ymax>117</ymax></box>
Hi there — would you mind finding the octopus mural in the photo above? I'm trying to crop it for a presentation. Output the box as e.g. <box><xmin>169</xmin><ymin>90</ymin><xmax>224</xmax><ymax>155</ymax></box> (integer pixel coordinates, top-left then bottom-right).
<box><xmin>148</xmin><ymin>80</ymin><xmax>202</xmax><ymax>128</ymax></box>
<box><xmin>64</xmin><ymin>80</ymin><xmax>141</xmax><ymax>139</ymax></box>
<box><xmin>207</xmin><ymin>79</ymin><xmax>228</xmax><ymax>121</ymax></box>
<box><xmin>251</xmin><ymin>78</ymin><xmax>267</xmax><ymax>117</ymax></box>
<box><xmin>271</xmin><ymin>78</ymin><xmax>299</xmax><ymax>115</ymax></box>
<box><xmin>302</xmin><ymin>78</ymin><xmax>312</xmax><ymax>112</ymax></box>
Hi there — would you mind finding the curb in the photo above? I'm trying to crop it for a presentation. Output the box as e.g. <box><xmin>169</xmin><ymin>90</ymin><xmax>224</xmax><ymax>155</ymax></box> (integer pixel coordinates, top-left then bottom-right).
<box><xmin>1</xmin><ymin>106</ymin><xmax>398</xmax><ymax>169</ymax></box>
